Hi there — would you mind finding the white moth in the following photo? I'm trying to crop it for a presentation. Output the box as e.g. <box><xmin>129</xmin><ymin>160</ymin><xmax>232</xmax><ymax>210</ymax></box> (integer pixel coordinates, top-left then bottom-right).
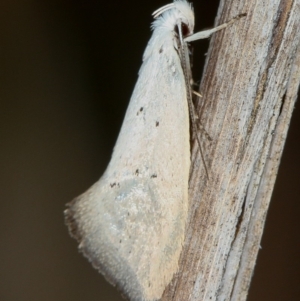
<box><xmin>65</xmin><ymin>1</ymin><xmax>243</xmax><ymax>300</ymax></box>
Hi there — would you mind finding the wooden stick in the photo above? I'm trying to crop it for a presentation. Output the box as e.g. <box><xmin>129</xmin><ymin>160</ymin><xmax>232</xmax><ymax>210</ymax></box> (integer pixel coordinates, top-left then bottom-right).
<box><xmin>161</xmin><ymin>0</ymin><xmax>300</xmax><ymax>300</ymax></box>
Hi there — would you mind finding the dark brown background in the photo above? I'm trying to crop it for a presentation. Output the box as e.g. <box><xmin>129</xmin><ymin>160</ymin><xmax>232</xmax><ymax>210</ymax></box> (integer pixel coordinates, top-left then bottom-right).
<box><xmin>0</xmin><ymin>0</ymin><xmax>299</xmax><ymax>300</ymax></box>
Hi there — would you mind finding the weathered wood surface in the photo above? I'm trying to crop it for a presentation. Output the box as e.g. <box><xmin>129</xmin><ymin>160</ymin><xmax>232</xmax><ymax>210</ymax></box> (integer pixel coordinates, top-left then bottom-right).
<box><xmin>162</xmin><ymin>0</ymin><xmax>300</xmax><ymax>300</ymax></box>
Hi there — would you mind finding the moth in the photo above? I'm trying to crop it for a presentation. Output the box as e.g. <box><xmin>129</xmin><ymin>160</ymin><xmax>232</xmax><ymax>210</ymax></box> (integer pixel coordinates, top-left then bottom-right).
<box><xmin>65</xmin><ymin>1</ymin><xmax>244</xmax><ymax>300</ymax></box>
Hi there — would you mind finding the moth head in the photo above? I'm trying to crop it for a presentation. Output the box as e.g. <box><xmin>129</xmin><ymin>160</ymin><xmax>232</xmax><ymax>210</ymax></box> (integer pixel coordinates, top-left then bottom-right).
<box><xmin>152</xmin><ymin>0</ymin><xmax>194</xmax><ymax>38</ymax></box>
<box><xmin>173</xmin><ymin>0</ymin><xmax>194</xmax><ymax>37</ymax></box>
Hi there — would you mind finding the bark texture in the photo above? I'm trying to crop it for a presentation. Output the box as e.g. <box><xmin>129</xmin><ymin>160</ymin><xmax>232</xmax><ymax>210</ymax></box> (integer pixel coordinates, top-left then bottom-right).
<box><xmin>161</xmin><ymin>0</ymin><xmax>300</xmax><ymax>300</ymax></box>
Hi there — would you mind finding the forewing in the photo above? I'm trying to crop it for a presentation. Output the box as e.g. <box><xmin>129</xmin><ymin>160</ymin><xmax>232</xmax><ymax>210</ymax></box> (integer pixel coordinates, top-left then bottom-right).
<box><xmin>65</xmin><ymin>28</ymin><xmax>190</xmax><ymax>301</ymax></box>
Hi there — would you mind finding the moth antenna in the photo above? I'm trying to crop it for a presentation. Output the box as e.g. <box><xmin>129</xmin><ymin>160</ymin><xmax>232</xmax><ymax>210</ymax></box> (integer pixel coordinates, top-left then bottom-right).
<box><xmin>152</xmin><ymin>3</ymin><xmax>174</xmax><ymax>18</ymax></box>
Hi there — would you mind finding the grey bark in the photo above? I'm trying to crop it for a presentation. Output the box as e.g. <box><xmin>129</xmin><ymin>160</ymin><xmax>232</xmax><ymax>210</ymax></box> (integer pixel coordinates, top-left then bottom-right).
<box><xmin>161</xmin><ymin>0</ymin><xmax>300</xmax><ymax>300</ymax></box>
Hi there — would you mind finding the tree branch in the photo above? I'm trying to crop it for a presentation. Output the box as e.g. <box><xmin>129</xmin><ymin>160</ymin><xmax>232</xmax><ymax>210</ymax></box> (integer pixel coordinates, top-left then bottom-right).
<box><xmin>162</xmin><ymin>0</ymin><xmax>300</xmax><ymax>300</ymax></box>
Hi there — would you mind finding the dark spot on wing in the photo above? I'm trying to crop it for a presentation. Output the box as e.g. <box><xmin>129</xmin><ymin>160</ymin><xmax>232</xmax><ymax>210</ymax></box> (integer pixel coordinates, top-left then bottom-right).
<box><xmin>135</xmin><ymin>169</ymin><xmax>139</xmax><ymax>176</ymax></box>
<box><xmin>159</xmin><ymin>47</ymin><xmax>163</xmax><ymax>53</ymax></box>
<box><xmin>151</xmin><ymin>174</ymin><xmax>157</xmax><ymax>178</ymax></box>
<box><xmin>110</xmin><ymin>182</ymin><xmax>116</xmax><ymax>188</ymax></box>
<box><xmin>137</xmin><ymin>107</ymin><xmax>144</xmax><ymax>115</ymax></box>
<box><xmin>156</xmin><ymin>121</ymin><xmax>159</xmax><ymax>127</ymax></box>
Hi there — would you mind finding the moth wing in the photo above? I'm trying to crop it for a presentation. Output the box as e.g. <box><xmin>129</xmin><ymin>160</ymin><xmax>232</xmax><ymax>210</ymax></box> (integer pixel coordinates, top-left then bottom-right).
<box><xmin>65</xmin><ymin>30</ymin><xmax>190</xmax><ymax>301</ymax></box>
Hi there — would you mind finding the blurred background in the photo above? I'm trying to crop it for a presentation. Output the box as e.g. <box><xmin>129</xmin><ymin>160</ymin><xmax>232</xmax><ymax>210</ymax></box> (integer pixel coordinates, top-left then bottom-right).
<box><xmin>0</xmin><ymin>0</ymin><xmax>299</xmax><ymax>300</ymax></box>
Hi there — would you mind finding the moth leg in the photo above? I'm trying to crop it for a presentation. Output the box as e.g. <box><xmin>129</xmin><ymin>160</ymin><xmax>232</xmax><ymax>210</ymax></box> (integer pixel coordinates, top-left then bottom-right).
<box><xmin>197</xmin><ymin>121</ymin><xmax>212</xmax><ymax>142</ymax></box>
<box><xmin>190</xmin><ymin>98</ymin><xmax>212</xmax><ymax>142</ymax></box>
<box><xmin>192</xmin><ymin>90</ymin><xmax>202</xmax><ymax>98</ymax></box>
<box><xmin>185</xmin><ymin>13</ymin><xmax>247</xmax><ymax>42</ymax></box>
